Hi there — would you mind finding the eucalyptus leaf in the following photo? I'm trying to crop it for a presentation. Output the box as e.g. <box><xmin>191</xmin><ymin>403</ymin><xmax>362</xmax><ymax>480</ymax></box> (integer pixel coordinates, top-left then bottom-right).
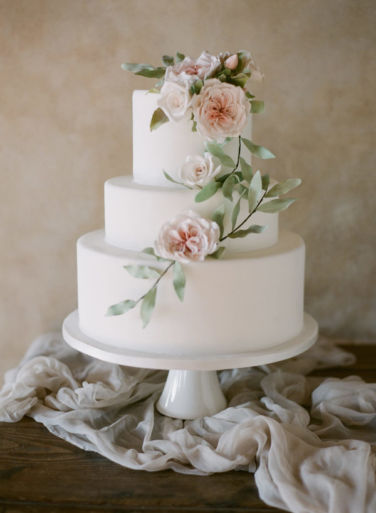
<box><xmin>237</xmin><ymin>51</ymin><xmax>252</xmax><ymax>73</ymax></box>
<box><xmin>162</xmin><ymin>55</ymin><xmax>174</xmax><ymax>66</ymax></box>
<box><xmin>193</xmin><ymin>79</ymin><xmax>203</xmax><ymax>94</ymax></box>
<box><xmin>231</xmin><ymin>197</ymin><xmax>241</xmax><ymax>230</ymax></box>
<box><xmin>124</xmin><ymin>265</ymin><xmax>161</xmax><ymax>279</ymax></box>
<box><xmin>195</xmin><ymin>180</ymin><xmax>221</xmax><ymax>202</ymax></box>
<box><xmin>250</xmin><ymin>100</ymin><xmax>265</xmax><ymax>114</ymax></box>
<box><xmin>209</xmin><ymin>246</ymin><xmax>226</xmax><ymax>259</ymax></box>
<box><xmin>173</xmin><ymin>261</ymin><xmax>186</xmax><ymax>302</ymax></box>
<box><xmin>250</xmin><ymin>170</ymin><xmax>262</xmax><ymax>192</ymax></box>
<box><xmin>239</xmin><ymin>157</ymin><xmax>253</xmax><ymax>182</ymax></box>
<box><xmin>212</xmin><ymin>203</ymin><xmax>225</xmax><ymax>237</ymax></box>
<box><xmin>150</xmin><ymin>108</ymin><xmax>169</xmax><ymax>131</ymax></box>
<box><xmin>206</xmin><ymin>142</ymin><xmax>236</xmax><ymax>168</ymax></box>
<box><xmin>140</xmin><ymin>287</ymin><xmax>157</xmax><ymax>328</ymax></box>
<box><xmin>248</xmin><ymin>171</ymin><xmax>263</xmax><ymax>212</ymax></box>
<box><xmin>121</xmin><ymin>63</ymin><xmax>166</xmax><ymax>78</ymax></box>
<box><xmin>176</xmin><ymin>52</ymin><xmax>185</xmax><ymax>62</ymax></box>
<box><xmin>222</xmin><ymin>174</ymin><xmax>237</xmax><ymax>201</ymax></box>
<box><xmin>248</xmin><ymin>186</ymin><xmax>262</xmax><ymax>213</ymax></box>
<box><xmin>142</xmin><ymin>247</ymin><xmax>170</xmax><ymax>262</ymax></box>
<box><xmin>262</xmin><ymin>174</ymin><xmax>270</xmax><ymax>191</ymax></box>
<box><xmin>265</xmin><ymin>178</ymin><xmax>302</xmax><ymax>197</ymax></box>
<box><xmin>229</xmin><ymin>73</ymin><xmax>249</xmax><ymax>88</ymax></box>
<box><xmin>241</xmin><ymin>137</ymin><xmax>276</xmax><ymax>159</ymax></box>
<box><xmin>258</xmin><ymin>198</ymin><xmax>296</xmax><ymax>213</ymax></box>
<box><xmin>228</xmin><ymin>225</ymin><xmax>266</xmax><ymax>238</ymax></box>
<box><xmin>162</xmin><ymin>170</ymin><xmax>188</xmax><ymax>188</ymax></box>
<box><xmin>106</xmin><ymin>299</ymin><xmax>137</xmax><ymax>317</ymax></box>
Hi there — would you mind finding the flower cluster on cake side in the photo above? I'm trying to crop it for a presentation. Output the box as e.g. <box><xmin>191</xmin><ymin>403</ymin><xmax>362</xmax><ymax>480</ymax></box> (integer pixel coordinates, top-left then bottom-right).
<box><xmin>107</xmin><ymin>50</ymin><xmax>302</xmax><ymax>327</ymax></box>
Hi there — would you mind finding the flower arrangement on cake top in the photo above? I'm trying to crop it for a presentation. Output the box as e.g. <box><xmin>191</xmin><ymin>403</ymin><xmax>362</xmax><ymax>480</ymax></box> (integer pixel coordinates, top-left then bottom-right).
<box><xmin>122</xmin><ymin>50</ymin><xmax>264</xmax><ymax>140</ymax></box>
<box><xmin>107</xmin><ymin>51</ymin><xmax>302</xmax><ymax>327</ymax></box>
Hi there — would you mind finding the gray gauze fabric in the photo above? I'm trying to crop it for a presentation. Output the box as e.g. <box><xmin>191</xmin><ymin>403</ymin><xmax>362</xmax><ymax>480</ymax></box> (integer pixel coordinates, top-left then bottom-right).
<box><xmin>0</xmin><ymin>333</ymin><xmax>375</xmax><ymax>513</ymax></box>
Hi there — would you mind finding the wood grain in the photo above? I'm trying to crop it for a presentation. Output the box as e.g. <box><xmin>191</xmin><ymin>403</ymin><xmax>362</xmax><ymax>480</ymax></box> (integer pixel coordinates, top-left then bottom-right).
<box><xmin>0</xmin><ymin>344</ymin><xmax>374</xmax><ymax>513</ymax></box>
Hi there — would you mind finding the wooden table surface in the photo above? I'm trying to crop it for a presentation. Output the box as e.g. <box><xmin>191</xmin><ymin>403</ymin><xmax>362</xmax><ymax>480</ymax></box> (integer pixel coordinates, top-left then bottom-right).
<box><xmin>0</xmin><ymin>344</ymin><xmax>374</xmax><ymax>513</ymax></box>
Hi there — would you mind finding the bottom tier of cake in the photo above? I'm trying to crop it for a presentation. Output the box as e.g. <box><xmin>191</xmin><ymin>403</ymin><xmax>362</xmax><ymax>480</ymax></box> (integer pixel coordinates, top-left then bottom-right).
<box><xmin>77</xmin><ymin>230</ymin><xmax>305</xmax><ymax>356</ymax></box>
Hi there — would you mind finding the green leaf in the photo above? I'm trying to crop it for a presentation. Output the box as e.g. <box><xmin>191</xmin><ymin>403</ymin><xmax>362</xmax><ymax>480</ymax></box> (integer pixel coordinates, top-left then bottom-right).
<box><xmin>228</xmin><ymin>225</ymin><xmax>266</xmax><ymax>238</ymax></box>
<box><xmin>121</xmin><ymin>63</ymin><xmax>166</xmax><ymax>78</ymax></box>
<box><xmin>262</xmin><ymin>174</ymin><xmax>270</xmax><ymax>191</ymax></box>
<box><xmin>192</xmin><ymin>79</ymin><xmax>203</xmax><ymax>94</ymax></box>
<box><xmin>106</xmin><ymin>299</ymin><xmax>137</xmax><ymax>317</ymax></box>
<box><xmin>248</xmin><ymin>171</ymin><xmax>263</xmax><ymax>212</ymax></box>
<box><xmin>248</xmin><ymin>187</ymin><xmax>262</xmax><ymax>213</ymax></box>
<box><xmin>206</xmin><ymin>142</ymin><xmax>236</xmax><ymax>168</ymax></box>
<box><xmin>245</xmin><ymin>91</ymin><xmax>255</xmax><ymax>99</ymax></box>
<box><xmin>176</xmin><ymin>52</ymin><xmax>185</xmax><ymax>62</ymax></box>
<box><xmin>258</xmin><ymin>198</ymin><xmax>296</xmax><ymax>213</ymax></box>
<box><xmin>173</xmin><ymin>262</ymin><xmax>186</xmax><ymax>302</ymax></box>
<box><xmin>209</xmin><ymin>246</ymin><xmax>226</xmax><ymax>259</ymax></box>
<box><xmin>150</xmin><ymin>108</ymin><xmax>169</xmax><ymax>131</ymax></box>
<box><xmin>229</xmin><ymin>73</ymin><xmax>249</xmax><ymax>88</ymax></box>
<box><xmin>265</xmin><ymin>178</ymin><xmax>302</xmax><ymax>197</ymax></box>
<box><xmin>212</xmin><ymin>203</ymin><xmax>225</xmax><ymax>237</ymax></box>
<box><xmin>237</xmin><ymin>51</ymin><xmax>252</xmax><ymax>73</ymax></box>
<box><xmin>250</xmin><ymin>100</ymin><xmax>265</xmax><ymax>114</ymax></box>
<box><xmin>141</xmin><ymin>247</ymin><xmax>170</xmax><ymax>262</ymax></box>
<box><xmin>195</xmin><ymin>180</ymin><xmax>221</xmax><ymax>202</ymax></box>
<box><xmin>231</xmin><ymin>197</ymin><xmax>241</xmax><ymax>230</ymax></box>
<box><xmin>239</xmin><ymin>157</ymin><xmax>253</xmax><ymax>182</ymax></box>
<box><xmin>222</xmin><ymin>174</ymin><xmax>238</xmax><ymax>201</ymax></box>
<box><xmin>241</xmin><ymin>138</ymin><xmax>276</xmax><ymax>159</ymax></box>
<box><xmin>216</xmin><ymin>171</ymin><xmax>241</xmax><ymax>184</ymax></box>
<box><xmin>124</xmin><ymin>265</ymin><xmax>161</xmax><ymax>279</ymax></box>
<box><xmin>162</xmin><ymin>55</ymin><xmax>174</xmax><ymax>66</ymax></box>
<box><xmin>238</xmin><ymin>183</ymin><xmax>248</xmax><ymax>195</ymax></box>
<box><xmin>250</xmin><ymin>169</ymin><xmax>262</xmax><ymax>192</ymax></box>
<box><xmin>192</xmin><ymin>119</ymin><xmax>197</xmax><ymax>132</ymax></box>
<box><xmin>140</xmin><ymin>287</ymin><xmax>157</xmax><ymax>328</ymax></box>
<box><xmin>162</xmin><ymin>170</ymin><xmax>189</xmax><ymax>188</ymax></box>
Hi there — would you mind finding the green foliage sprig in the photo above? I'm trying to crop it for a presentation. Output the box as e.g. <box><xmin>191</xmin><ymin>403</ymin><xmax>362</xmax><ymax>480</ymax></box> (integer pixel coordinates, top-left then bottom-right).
<box><xmin>106</xmin><ymin>249</ymin><xmax>186</xmax><ymax>328</ymax></box>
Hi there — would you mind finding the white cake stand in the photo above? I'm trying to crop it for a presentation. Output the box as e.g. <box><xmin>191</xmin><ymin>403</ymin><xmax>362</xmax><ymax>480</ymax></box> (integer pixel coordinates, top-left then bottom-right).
<box><xmin>62</xmin><ymin>310</ymin><xmax>318</xmax><ymax>420</ymax></box>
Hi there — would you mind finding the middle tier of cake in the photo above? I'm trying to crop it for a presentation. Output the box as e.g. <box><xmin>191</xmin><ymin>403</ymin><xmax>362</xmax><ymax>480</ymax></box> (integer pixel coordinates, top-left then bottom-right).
<box><xmin>77</xmin><ymin>230</ymin><xmax>305</xmax><ymax>356</ymax></box>
<box><xmin>105</xmin><ymin>176</ymin><xmax>279</xmax><ymax>253</ymax></box>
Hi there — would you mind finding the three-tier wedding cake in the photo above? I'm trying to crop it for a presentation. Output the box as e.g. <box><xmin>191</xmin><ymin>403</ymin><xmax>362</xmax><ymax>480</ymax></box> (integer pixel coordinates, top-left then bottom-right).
<box><xmin>75</xmin><ymin>50</ymin><xmax>306</xmax><ymax>357</ymax></box>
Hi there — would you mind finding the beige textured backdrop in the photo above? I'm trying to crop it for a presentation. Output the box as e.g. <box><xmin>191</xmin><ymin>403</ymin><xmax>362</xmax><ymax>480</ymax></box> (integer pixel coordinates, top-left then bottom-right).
<box><xmin>1</xmin><ymin>0</ymin><xmax>375</xmax><ymax>378</ymax></box>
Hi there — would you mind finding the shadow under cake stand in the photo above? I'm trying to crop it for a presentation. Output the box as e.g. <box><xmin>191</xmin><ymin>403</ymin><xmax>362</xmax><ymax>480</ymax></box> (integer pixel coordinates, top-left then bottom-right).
<box><xmin>63</xmin><ymin>311</ymin><xmax>318</xmax><ymax>420</ymax></box>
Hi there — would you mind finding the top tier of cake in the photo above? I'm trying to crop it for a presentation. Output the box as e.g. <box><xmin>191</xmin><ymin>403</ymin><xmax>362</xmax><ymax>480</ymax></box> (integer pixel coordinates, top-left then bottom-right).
<box><xmin>132</xmin><ymin>90</ymin><xmax>252</xmax><ymax>187</ymax></box>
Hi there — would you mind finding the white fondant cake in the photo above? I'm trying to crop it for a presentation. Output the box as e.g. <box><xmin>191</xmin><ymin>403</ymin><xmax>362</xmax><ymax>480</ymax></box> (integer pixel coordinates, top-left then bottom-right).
<box><xmin>75</xmin><ymin>73</ymin><xmax>306</xmax><ymax>356</ymax></box>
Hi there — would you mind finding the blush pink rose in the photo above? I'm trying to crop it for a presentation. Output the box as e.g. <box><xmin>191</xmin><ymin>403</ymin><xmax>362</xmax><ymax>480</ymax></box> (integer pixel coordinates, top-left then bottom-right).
<box><xmin>225</xmin><ymin>54</ymin><xmax>239</xmax><ymax>70</ymax></box>
<box><xmin>192</xmin><ymin>79</ymin><xmax>249</xmax><ymax>142</ymax></box>
<box><xmin>155</xmin><ymin>211</ymin><xmax>220</xmax><ymax>263</ymax></box>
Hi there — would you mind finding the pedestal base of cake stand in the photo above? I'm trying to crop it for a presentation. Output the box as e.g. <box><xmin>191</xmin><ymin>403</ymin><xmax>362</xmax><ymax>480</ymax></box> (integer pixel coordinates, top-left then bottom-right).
<box><xmin>62</xmin><ymin>311</ymin><xmax>318</xmax><ymax>420</ymax></box>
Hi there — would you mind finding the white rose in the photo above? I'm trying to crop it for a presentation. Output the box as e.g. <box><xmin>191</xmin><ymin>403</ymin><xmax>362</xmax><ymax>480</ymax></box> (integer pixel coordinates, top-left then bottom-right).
<box><xmin>155</xmin><ymin>210</ymin><xmax>220</xmax><ymax>263</ymax></box>
<box><xmin>195</xmin><ymin>51</ymin><xmax>221</xmax><ymax>79</ymax></box>
<box><xmin>192</xmin><ymin>79</ymin><xmax>249</xmax><ymax>142</ymax></box>
<box><xmin>165</xmin><ymin>59</ymin><xmax>198</xmax><ymax>88</ymax></box>
<box><xmin>179</xmin><ymin>153</ymin><xmax>222</xmax><ymax>187</ymax></box>
<box><xmin>158</xmin><ymin>80</ymin><xmax>191</xmax><ymax>122</ymax></box>
<box><xmin>164</xmin><ymin>52</ymin><xmax>220</xmax><ymax>87</ymax></box>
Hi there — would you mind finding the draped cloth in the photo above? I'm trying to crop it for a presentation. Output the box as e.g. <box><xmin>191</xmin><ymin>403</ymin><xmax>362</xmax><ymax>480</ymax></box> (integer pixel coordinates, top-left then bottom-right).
<box><xmin>0</xmin><ymin>333</ymin><xmax>375</xmax><ymax>513</ymax></box>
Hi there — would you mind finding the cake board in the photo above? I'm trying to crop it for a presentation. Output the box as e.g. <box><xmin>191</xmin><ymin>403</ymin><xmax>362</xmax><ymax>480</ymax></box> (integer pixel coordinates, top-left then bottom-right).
<box><xmin>63</xmin><ymin>310</ymin><xmax>318</xmax><ymax>419</ymax></box>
